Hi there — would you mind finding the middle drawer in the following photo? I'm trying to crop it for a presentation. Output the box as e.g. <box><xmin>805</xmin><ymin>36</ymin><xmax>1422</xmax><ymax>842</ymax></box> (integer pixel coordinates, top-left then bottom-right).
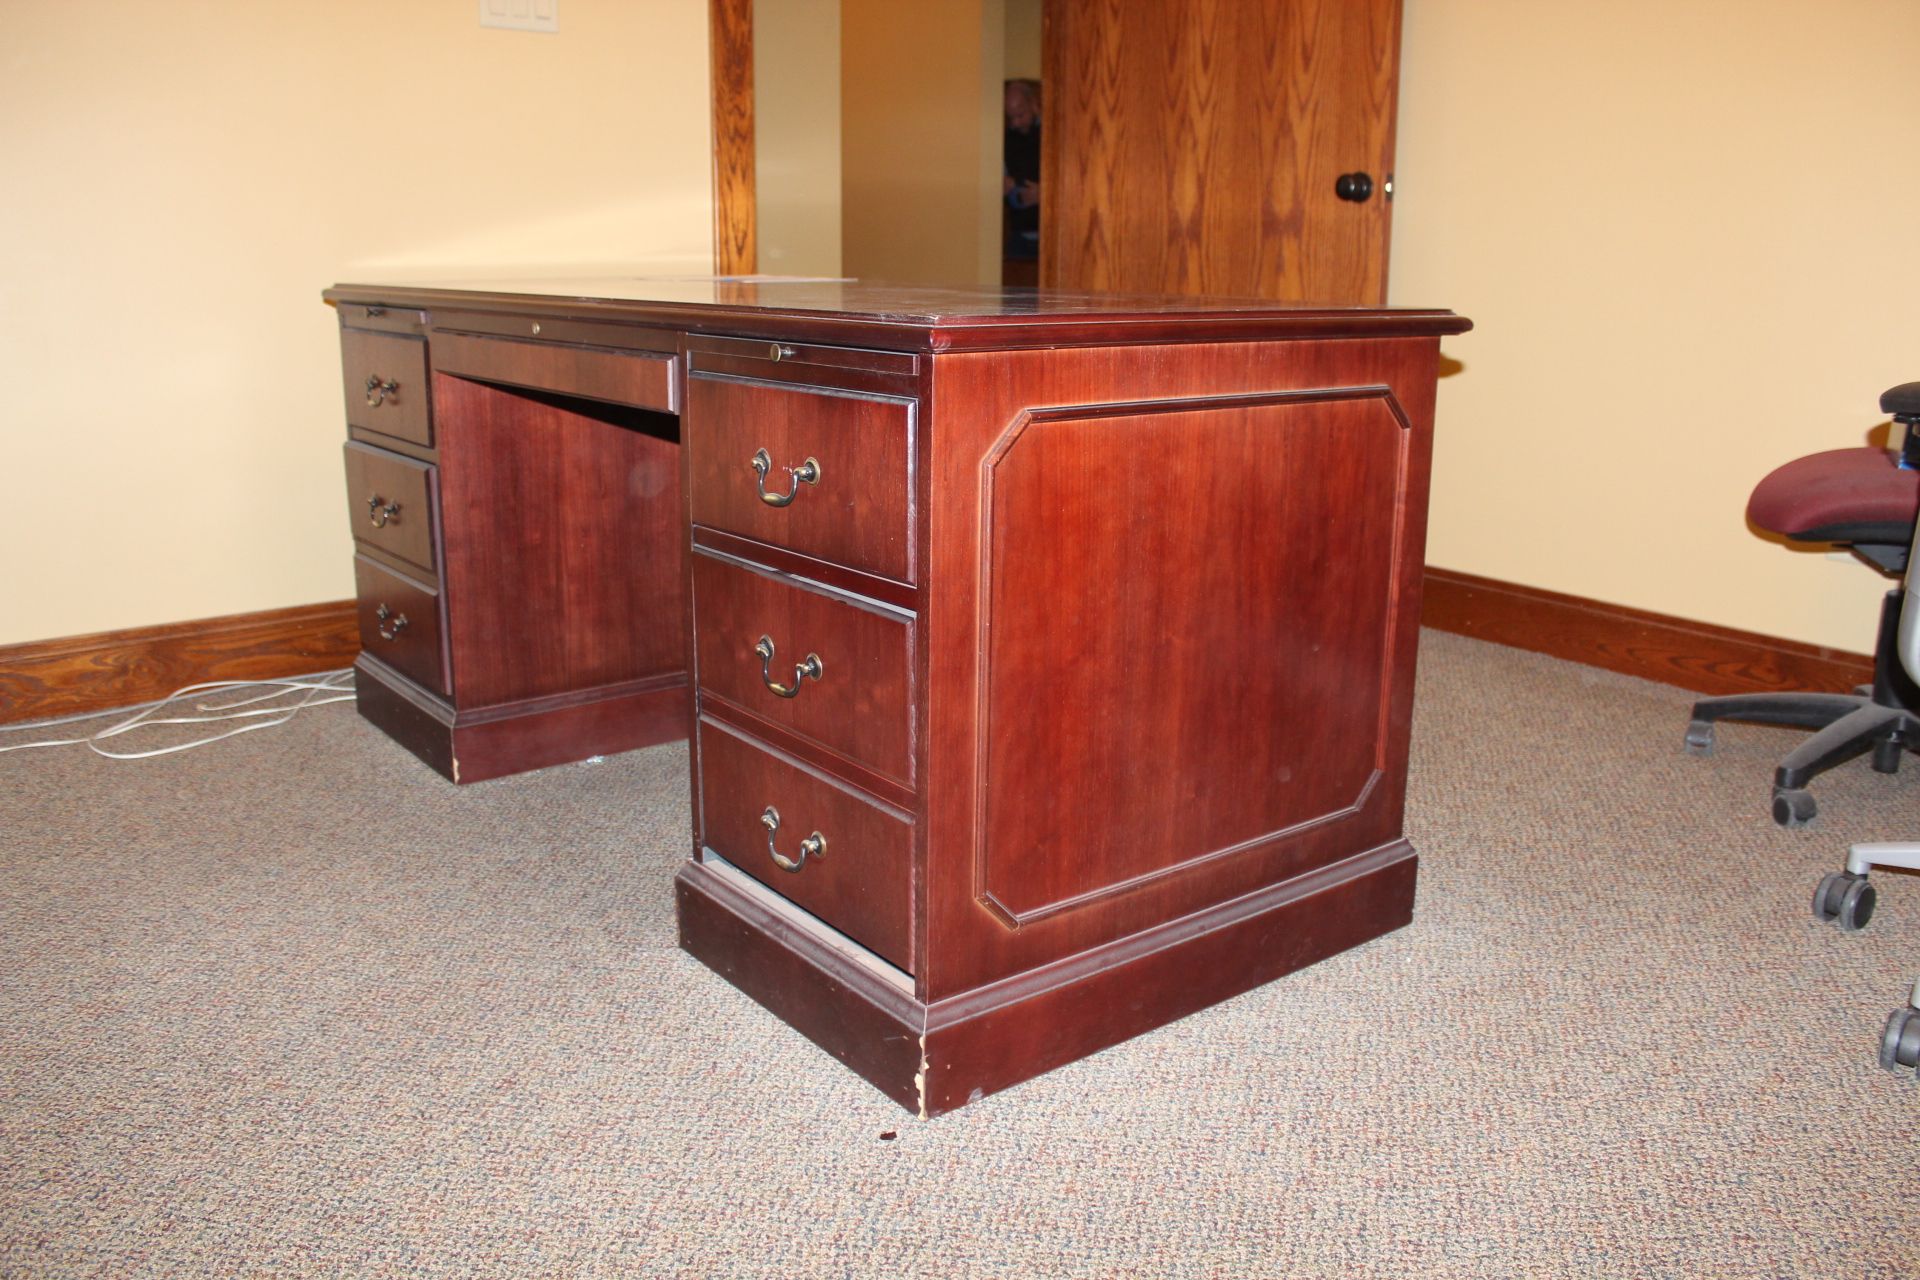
<box><xmin>693</xmin><ymin>552</ymin><xmax>913</xmax><ymax>785</ymax></box>
<box><xmin>342</xmin><ymin>442</ymin><xmax>437</xmax><ymax>577</ymax></box>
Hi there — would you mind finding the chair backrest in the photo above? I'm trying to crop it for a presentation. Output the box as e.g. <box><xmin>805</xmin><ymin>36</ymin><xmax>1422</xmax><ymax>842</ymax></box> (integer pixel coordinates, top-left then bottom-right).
<box><xmin>1903</xmin><ymin>513</ymin><xmax>1920</xmax><ymax>684</ymax></box>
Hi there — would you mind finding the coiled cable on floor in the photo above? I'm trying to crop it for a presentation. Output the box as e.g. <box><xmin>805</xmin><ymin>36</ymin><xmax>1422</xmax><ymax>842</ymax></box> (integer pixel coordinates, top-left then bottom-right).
<box><xmin>0</xmin><ymin>669</ymin><xmax>356</xmax><ymax>759</ymax></box>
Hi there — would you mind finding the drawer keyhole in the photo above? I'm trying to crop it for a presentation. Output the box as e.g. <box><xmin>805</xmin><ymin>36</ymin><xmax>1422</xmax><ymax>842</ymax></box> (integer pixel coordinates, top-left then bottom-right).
<box><xmin>366</xmin><ymin>494</ymin><xmax>402</xmax><ymax>527</ymax></box>
<box><xmin>750</xmin><ymin>448</ymin><xmax>821</xmax><ymax>507</ymax></box>
<box><xmin>761</xmin><ymin>806</ymin><xmax>826</xmax><ymax>873</ymax></box>
<box><xmin>754</xmin><ymin>635</ymin><xmax>822</xmax><ymax>698</ymax></box>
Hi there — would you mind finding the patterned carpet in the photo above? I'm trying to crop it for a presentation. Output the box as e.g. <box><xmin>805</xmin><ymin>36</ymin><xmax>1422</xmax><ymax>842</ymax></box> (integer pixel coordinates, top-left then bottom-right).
<box><xmin>1</xmin><ymin>631</ymin><xmax>1916</xmax><ymax>1278</ymax></box>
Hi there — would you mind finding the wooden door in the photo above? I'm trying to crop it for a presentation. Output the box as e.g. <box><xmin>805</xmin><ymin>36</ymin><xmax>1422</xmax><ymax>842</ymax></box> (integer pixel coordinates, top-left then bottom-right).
<box><xmin>1041</xmin><ymin>0</ymin><xmax>1402</xmax><ymax>303</ymax></box>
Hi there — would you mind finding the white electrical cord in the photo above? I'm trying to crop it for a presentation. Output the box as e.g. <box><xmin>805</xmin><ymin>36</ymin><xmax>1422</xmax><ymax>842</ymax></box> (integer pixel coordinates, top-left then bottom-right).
<box><xmin>0</xmin><ymin>669</ymin><xmax>356</xmax><ymax>760</ymax></box>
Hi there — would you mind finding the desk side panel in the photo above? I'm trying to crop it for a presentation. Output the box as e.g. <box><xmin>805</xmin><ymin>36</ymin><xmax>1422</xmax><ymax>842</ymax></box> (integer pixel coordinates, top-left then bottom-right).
<box><xmin>920</xmin><ymin>336</ymin><xmax>1440</xmax><ymax>1000</ymax></box>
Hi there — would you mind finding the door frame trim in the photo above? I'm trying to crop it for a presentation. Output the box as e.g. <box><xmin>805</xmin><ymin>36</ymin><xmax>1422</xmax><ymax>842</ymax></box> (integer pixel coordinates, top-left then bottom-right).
<box><xmin>710</xmin><ymin>0</ymin><xmax>757</xmax><ymax>275</ymax></box>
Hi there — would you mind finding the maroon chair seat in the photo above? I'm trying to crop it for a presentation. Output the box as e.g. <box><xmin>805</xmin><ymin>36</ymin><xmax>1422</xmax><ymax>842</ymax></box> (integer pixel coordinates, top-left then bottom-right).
<box><xmin>1687</xmin><ymin>387</ymin><xmax>1920</xmax><ymax>828</ymax></box>
<box><xmin>1748</xmin><ymin>447</ymin><xmax>1920</xmax><ymax>546</ymax></box>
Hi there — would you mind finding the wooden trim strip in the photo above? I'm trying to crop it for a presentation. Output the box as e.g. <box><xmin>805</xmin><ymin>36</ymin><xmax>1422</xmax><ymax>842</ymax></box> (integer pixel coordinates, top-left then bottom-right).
<box><xmin>0</xmin><ymin>602</ymin><xmax>359</xmax><ymax>728</ymax></box>
<box><xmin>709</xmin><ymin>0</ymin><xmax>756</xmax><ymax>276</ymax></box>
<box><xmin>0</xmin><ymin>568</ymin><xmax>1869</xmax><ymax>732</ymax></box>
<box><xmin>1420</xmin><ymin>566</ymin><xmax>1873</xmax><ymax>697</ymax></box>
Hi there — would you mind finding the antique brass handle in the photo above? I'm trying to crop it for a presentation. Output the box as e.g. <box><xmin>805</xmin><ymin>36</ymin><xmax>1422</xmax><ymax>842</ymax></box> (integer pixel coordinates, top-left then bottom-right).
<box><xmin>364</xmin><ymin>374</ymin><xmax>400</xmax><ymax>407</ymax></box>
<box><xmin>366</xmin><ymin>494</ymin><xmax>402</xmax><ymax>527</ymax></box>
<box><xmin>761</xmin><ymin>805</ymin><xmax>825</xmax><ymax>873</ymax></box>
<box><xmin>374</xmin><ymin>603</ymin><xmax>409</xmax><ymax>641</ymax></box>
<box><xmin>754</xmin><ymin>635</ymin><xmax>822</xmax><ymax>698</ymax></box>
<box><xmin>750</xmin><ymin>448</ymin><xmax>820</xmax><ymax>507</ymax></box>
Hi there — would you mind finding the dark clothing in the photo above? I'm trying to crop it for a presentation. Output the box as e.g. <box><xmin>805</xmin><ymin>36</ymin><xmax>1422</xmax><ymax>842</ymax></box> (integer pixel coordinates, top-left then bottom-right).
<box><xmin>1004</xmin><ymin>124</ymin><xmax>1041</xmax><ymax>251</ymax></box>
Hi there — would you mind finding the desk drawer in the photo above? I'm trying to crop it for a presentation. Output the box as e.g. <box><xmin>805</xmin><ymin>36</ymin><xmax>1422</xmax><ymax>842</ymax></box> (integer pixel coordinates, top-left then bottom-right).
<box><xmin>699</xmin><ymin>721</ymin><xmax>911</xmax><ymax>971</ymax></box>
<box><xmin>353</xmin><ymin>555</ymin><xmax>448</xmax><ymax>695</ymax></box>
<box><xmin>430</xmin><ymin>332</ymin><xmax>677</xmax><ymax>413</ymax></box>
<box><xmin>342</xmin><ymin>443</ymin><xmax>437</xmax><ymax>577</ymax></box>
<box><xmin>693</xmin><ymin>553</ymin><xmax>912</xmax><ymax>784</ymax></box>
<box><xmin>341</xmin><ymin>329</ymin><xmax>431</xmax><ymax>446</ymax></box>
<box><xmin>686</xmin><ymin>375</ymin><xmax>912</xmax><ymax>582</ymax></box>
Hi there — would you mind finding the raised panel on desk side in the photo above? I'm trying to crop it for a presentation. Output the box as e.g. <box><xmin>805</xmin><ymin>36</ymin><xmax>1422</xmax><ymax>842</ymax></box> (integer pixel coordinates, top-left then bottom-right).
<box><xmin>975</xmin><ymin>391</ymin><xmax>1408</xmax><ymax>925</ymax></box>
<box><xmin>917</xmin><ymin>336</ymin><xmax>1440</xmax><ymax>999</ymax></box>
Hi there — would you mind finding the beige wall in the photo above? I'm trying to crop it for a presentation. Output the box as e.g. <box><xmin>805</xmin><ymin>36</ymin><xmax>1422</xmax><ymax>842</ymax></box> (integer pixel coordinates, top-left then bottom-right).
<box><xmin>755</xmin><ymin>0</ymin><xmax>842</xmax><ymax>276</ymax></box>
<box><xmin>840</xmin><ymin>0</ymin><xmax>1005</xmax><ymax>286</ymax></box>
<box><xmin>15</xmin><ymin>1</ymin><xmax>1915</xmax><ymax>659</ymax></box>
<box><xmin>1006</xmin><ymin>0</ymin><xmax>1043</xmax><ymax>81</ymax></box>
<box><xmin>0</xmin><ymin>0</ymin><xmax>713</xmax><ymax>646</ymax></box>
<box><xmin>1392</xmin><ymin>0</ymin><xmax>1920</xmax><ymax>653</ymax></box>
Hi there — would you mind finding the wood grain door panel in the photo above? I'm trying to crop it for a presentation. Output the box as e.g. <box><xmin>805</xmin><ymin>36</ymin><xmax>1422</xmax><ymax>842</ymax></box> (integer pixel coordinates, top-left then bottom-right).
<box><xmin>1043</xmin><ymin>0</ymin><xmax>1402</xmax><ymax>304</ymax></box>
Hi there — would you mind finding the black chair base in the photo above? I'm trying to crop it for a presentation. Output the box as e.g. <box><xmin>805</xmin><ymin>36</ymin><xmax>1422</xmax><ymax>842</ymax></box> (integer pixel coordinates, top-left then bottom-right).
<box><xmin>1686</xmin><ymin>588</ymin><xmax>1920</xmax><ymax>827</ymax></box>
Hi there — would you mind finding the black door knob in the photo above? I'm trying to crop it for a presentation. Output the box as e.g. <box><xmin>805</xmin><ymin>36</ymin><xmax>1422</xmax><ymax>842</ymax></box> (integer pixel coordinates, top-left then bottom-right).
<box><xmin>1335</xmin><ymin>172</ymin><xmax>1374</xmax><ymax>203</ymax></box>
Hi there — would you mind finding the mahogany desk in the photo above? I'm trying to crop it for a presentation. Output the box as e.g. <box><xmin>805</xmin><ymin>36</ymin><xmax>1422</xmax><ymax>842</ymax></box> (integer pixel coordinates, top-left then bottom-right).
<box><xmin>322</xmin><ymin>279</ymin><xmax>1470</xmax><ymax>1116</ymax></box>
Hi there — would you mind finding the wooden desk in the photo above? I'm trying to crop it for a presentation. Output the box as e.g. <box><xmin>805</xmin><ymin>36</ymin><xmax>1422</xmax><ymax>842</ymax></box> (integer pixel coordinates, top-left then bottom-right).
<box><xmin>322</xmin><ymin>279</ymin><xmax>1469</xmax><ymax>1115</ymax></box>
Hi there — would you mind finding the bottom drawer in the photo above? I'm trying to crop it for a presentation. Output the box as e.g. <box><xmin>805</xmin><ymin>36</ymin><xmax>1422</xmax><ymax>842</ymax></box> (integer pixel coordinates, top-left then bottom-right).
<box><xmin>698</xmin><ymin>719</ymin><xmax>911</xmax><ymax>971</ymax></box>
<box><xmin>353</xmin><ymin>555</ymin><xmax>449</xmax><ymax>696</ymax></box>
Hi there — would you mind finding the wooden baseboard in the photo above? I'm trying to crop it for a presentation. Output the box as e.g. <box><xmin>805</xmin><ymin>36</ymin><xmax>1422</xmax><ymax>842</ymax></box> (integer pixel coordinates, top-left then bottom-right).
<box><xmin>0</xmin><ymin>602</ymin><xmax>358</xmax><ymax>728</ymax></box>
<box><xmin>1419</xmin><ymin>567</ymin><xmax>1874</xmax><ymax>697</ymax></box>
<box><xmin>0</xmin><ymin>569</ymin><xmax>1871</xmax><ymax>731</ymax></box>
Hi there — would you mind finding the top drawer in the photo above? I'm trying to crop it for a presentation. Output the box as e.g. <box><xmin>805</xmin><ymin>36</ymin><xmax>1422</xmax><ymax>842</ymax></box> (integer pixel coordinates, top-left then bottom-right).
<box><xmin>340</xmin><ymin>329</ymin><xmax>431</xmax><ymax>446</ymax></box>
<box><xmin>686</xmin><ymin>375</ymin><xmax>914</xmax><ymax>582</ymax></box>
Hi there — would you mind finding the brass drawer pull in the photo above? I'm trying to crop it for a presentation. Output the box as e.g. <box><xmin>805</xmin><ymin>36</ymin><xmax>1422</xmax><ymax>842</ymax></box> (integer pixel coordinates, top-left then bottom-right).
<box><xmin>365</xmin><ymin>494</ymin><xmax>402</xmax><ymax>527</ymax></box>
<box><xmin>750</xmin><ymin>448</ymin><xmax>820</xmax><ymax>507</ymax></box>
<box><xmin>754</xmin><ymin>635</ymin><xmax>822</xmax><ymax>698</ymax></box>
<box><xmin>374</xmin><ymin>603</ymin><xmax>410</xmax><ymax>641</ymax></box>
<box><xmin>364</xmin><ymin>374</ymin><xmax>400</xmax><ymax>407</ymax></box>
<box><xmin>761</xmin><ymin>805</ymin><xmax>825</xmax><ymax>873</ymax></box>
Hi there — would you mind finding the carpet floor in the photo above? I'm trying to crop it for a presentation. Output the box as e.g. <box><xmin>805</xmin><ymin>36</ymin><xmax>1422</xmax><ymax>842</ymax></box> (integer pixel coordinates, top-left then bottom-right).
<box><xmin>2</xmin><ymin>631</ymin><xmax>1916</xmax><ymax>1278</ymax></box>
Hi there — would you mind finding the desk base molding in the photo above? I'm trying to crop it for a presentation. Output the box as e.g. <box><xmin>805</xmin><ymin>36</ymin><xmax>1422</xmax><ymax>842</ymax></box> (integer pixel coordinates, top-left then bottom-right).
<box><xmin>676</xmin><ymin>842</ymin><xmax>1416</xmax><ymax>1117</ymax></box>
<box><xmin>354</xmin><ymin>656</ymin><xmax>688</xmax><ymax>783</ymax></box>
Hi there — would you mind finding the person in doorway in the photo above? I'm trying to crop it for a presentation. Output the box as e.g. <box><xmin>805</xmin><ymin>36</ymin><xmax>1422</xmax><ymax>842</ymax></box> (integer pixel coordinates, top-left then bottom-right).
<box><xmin>1003</xmin><ymin>78</ymin><xmax>1041</xmax><ymax>261</ymax></box>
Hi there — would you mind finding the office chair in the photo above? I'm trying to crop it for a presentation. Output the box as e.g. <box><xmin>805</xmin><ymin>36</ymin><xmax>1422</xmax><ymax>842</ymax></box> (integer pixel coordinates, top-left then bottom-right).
<box><xmin>1811</xmin><ymin>491</ymin><xmax>1920</xmax><ymax>1078</ymax></box>
<box><xmin>1684</xmin><ymin>382</ymin><xmax>1920</xmax><ymax>827</ymax></box>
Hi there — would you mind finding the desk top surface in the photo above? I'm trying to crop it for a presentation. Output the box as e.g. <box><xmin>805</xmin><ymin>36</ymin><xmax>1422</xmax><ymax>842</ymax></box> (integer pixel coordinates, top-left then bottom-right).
<box><xmin>324</xmin><ymin>276</ymin><xmax>1470</xmax><ymax>352</ymax></box>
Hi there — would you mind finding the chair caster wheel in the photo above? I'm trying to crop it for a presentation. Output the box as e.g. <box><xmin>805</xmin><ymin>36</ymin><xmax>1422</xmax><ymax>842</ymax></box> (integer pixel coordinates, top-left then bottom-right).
<box><xmin>1772</xmin><ymin>787</ymin><xmax>1815</xmax><ymax>828</ymax></box>
<box><xmin>1683</xmin><ymin>719</ymin><xmax>1715</xmax><ymax>756</ymax></box>
<box><xmin>1813</xmin><ymin>871</ymin><xmax>1876</xmax><ymax>930</ymax></box>
<box><xmin>1872</xmin><ymin>736</ymin><xmax>1904</xmax><ymax>774</ymax></box>
<box><xmin>1879</xmin><ymin>1007</ymin><xmax>1920</xmax><ymax>1075</ymax></box>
